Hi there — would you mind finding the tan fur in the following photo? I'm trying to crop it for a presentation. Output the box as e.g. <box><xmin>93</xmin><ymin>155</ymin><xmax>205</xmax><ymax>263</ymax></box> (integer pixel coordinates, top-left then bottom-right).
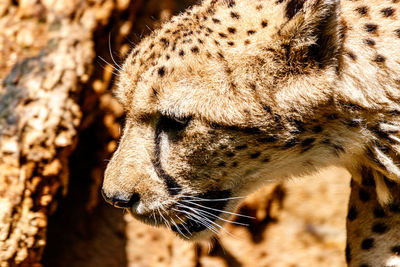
<box><xmin>102</xmin><ymin>0</ymin><xmax>400</xmax><ymax>265</ymax></box>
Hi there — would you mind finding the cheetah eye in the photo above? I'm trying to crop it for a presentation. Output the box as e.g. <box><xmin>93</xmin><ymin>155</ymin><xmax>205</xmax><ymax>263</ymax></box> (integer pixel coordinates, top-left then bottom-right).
<box><xmin>158</xmin><ymin>114</ymin><xmax>191</xmax><ymax>133</ymax></box>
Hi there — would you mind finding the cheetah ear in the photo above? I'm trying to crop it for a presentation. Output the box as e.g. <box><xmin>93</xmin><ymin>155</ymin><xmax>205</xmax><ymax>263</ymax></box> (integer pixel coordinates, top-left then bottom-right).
<box><xmin>278</xmin><ymin>0</ymin><xmax>341</xmax><ymax>69</ymax></box>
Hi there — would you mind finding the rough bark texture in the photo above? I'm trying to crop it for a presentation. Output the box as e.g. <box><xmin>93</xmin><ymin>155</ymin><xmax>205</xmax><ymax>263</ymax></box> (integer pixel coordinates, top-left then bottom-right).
<box><xmin>1</xmin><ymin>0</ymin><xmax>349</xmax><ymax>266</ymax></box>
<box><xmin>0</xmin><ymin>0</ymin><xmax>133</xmax><ymax>265</ymax></box>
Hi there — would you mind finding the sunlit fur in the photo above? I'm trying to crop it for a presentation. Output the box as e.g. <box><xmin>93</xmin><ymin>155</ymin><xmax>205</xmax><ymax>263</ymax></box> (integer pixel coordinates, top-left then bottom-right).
<box><xmin>102</xmin><ymin>0</ymin><xmax>400</xmax><ymax>246</ymax></box>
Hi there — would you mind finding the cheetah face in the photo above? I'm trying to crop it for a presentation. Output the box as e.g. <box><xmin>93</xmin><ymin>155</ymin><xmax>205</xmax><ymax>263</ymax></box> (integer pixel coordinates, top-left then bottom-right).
<box><xmin>102</xmin><ymin>0</ymin><xmax>341</xmax><ymax>240</ymax></box>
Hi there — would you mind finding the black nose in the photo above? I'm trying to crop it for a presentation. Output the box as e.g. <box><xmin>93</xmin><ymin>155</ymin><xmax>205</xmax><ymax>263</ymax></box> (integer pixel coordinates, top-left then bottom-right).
<box><xmin>101</xmin><ymin>189</ymin><xmax>140</xmax><ymax>209</ymax></box>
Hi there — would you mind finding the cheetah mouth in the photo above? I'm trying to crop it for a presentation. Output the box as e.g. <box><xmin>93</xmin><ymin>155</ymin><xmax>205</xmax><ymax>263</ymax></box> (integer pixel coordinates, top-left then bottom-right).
<box><xmin>166</xmin><ymin>190</ymin><xmax>252</xmax><ymax>239</ymax></box>
<box><xmin>127</xmin><ymin>189</ymin><xmax>252</xmax><ymax>239</ymax></box>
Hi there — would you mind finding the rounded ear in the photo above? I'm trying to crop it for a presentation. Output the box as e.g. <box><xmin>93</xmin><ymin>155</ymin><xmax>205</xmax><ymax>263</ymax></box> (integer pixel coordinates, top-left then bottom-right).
<box><xmin>277</xmin><ymin>0</ymin><xmax>342</xmax><ymax>69</ymax></box>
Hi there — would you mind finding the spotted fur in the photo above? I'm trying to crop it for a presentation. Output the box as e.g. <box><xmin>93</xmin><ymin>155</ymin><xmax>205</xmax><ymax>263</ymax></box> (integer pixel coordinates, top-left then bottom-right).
<box><xmin>102</xmin><ymin>0</ymin><xmax>400</xmax><ymax>265</ymax></box>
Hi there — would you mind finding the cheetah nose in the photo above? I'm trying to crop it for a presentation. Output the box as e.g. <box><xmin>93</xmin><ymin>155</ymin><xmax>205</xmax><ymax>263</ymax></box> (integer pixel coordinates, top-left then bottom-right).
<box><xmin>101</xmin><ymin>189</ymin><xmax>140</xmax><ymax>209</ymax></box>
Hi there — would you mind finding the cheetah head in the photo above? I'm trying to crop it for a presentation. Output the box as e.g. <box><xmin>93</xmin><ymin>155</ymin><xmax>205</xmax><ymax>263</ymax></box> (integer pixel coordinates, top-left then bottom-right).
<box><xmin>102</xmin><ymin>0</ymin><xmax>343</xmax><ymax>240</ymax></box>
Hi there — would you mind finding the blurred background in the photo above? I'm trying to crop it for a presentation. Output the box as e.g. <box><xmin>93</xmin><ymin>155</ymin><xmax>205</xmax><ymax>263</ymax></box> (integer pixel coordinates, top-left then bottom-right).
<box><xmin>0</xmin><ymin>0</ymin><xmax>350</xmax><ymax>266</ymax></box>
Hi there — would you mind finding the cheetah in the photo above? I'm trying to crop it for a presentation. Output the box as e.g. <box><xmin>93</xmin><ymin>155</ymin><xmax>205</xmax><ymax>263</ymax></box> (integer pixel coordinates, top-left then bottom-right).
<box><xmin>101</xmin><ymin>0</ymin><xmax>400</xmax><ymax>265</ymax></box>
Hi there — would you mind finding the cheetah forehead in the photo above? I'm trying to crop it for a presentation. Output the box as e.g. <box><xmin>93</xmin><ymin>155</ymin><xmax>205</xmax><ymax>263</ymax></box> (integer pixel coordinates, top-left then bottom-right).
<box><xmin>115</xmin><ymin>0</ymin><xmax>340</xmax><ymax>124</ymax></box>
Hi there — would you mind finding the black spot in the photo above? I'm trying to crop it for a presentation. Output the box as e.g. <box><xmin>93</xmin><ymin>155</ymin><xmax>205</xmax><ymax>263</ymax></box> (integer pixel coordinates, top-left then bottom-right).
<box><xmin>374</xmin><ymin>54</ymin><xmax>386</xmax><ymax>63</ymax></box>
<box><xmin>328</xmin><ymin>114</ymin><xmax>338</xmax><ymax>120</ymax></box>
<box><xmin>355</xmin><ymin>6</ymin><xmax>368</xmax><ymax>16</ymax></box>
<box><xmin>250</xmin><ymin>151</ymin><xmax>261</xmax><ymax>159</ymax></box>
<box><xmin>345</xmin><ymin>243</ymin><xmax>351</xmax><ymax>263</ymax></box>
<box><xmin>191</xmin><ymin>46</ymin><xmax>199</xmax><ymax>53</ymax></box>
<box><xmin>273</xmin><ymin>114</ymin><xmax>282</xmax><ymax>122</ymax></box>
<box><xmin>372</xmin><ymin>222</ymin><xmax>388</xmax><ymax>234</ymax></box>
<box><xmin>151</xmin><ymin>87</ymin><xmax>158</xmax><ymax>98</ymax></box>
<box><xmin>160</xmin><ymin>38</ymin><xmax>170</xmax><ymax>47</ymax></box>
<box><xmin>301</xmin><ymin>138</ymin><xmax>315</xmax><ymax>147</ymax></box>
<box><xmin>361</xmin><ymin>167</ymin><xmax>375</xmax><ymax>187</ymax></box>
<box><xmin>226</xmin><ymin>151</ymin><xmax>235</xmax><ymax>157</ymax></box>
<box><xmin>365</xmin><ymin>24</ymin><xmax>378</xmax><ymax>33</ymax></box>
<box><xmin>389</xmin><ymin>202</ymin><xmax>400</xmax><ymax>213</ymax></box>
<box><xmin>361</xmin><ymin>238</ymin><xmax>374</xmax><ymax>250</ymax></box>
<box><xmin>285</xmin><ymin>0</ymin><xmax>305</xmax><ymax>19</ymax></box>
<box><xmin>263</xmin><ymin>106</ymin><xmax>271</xmax><ymax>113</ymax></box>
<box><xmin>227</xmin><ymin>27</ymin><xmax>236</xmax><ymax>34</ymax></box>
<box><xmin>247</xmin><ymin>30</ymin><xmax>256</xmax><ymax>35</ymax></box>
<box><xmin>347</xmin><ymin>119</ymin><xmax>361</xmax><ymax>128</ymax></box>
<box><xmin>244</xmin><ymin>127</ymin><xmax>263</xmax><ymax>134</ymax></box>
<box><xmin>333</xmin><ymin>144</ymin><xmax>345</xmax><ymax>155</ymax></box>
<box><xmin>360</xmin><ymin>264</ymin><xmax>370</xmax><ymax>267</ymax></box>
<box><xmin>359</xmin><ymin>188</ymin><xmax>371</xmax><ymax>202</ymax></box>
<box><xmin>364</xmin><ymin>39</ymin><xmax>376</xmax><ymax>46</ymax></box>
<box><xmin>392</xmin><ymin>246</ymin><xmax>400</xmax><ymax>255</ymax></box>
<box><xmin>217</xmin><ymin>162</ymin><xmax>226</xmax><ymax>167</ymax></box>
<box><xmin>381</xmin><ymin>7</ymin><xmax>395</xmax><ymax>17</ymax></box>
<box><xmin>236</xmin><ymin>144</ymin><xmax>248</xmax><ymax>150</ymax></box>
<box><xmin>262</xmin><ymin>156</ymin><xmax>270</xmax><ymax>163</ymax></box>
<box><xmin>292</xmin><ymin>120</ymin><xmax>305</xmax><ymax>134</ymax></box>
<box><xmin>212</xmin><ymin>18</ymin><xmax>221</xmax><ymax>24</ymax></box>
<box><xmin>347</xmin><ymin>206</ymin><xmax>358</xmax><ymax>221</ymax></box>
<box><xmin>284</xmin><ymin>138</ymin><xmax>299</xmax><ymax>149</ymax></box>
<box><xmin>373</xmin><ymin>206</ymin><xmax>387</xmax><ymax>218</ymax></box>
<box><xmin>227</xmin><ymin>0</ymin><xmax>235</xmax><ymax>7</ymax></box>
<box><xmin>179</xmin><ymin>50</ymin><xmax>185</xmax><ymax>56</ymax></box>
<box><xmin>230</xmin><ymin>11</ymin><xmax>240</xmax><ymax>19</ymax></box>
<box><xmin>384</xmin><ymin>176</ymin><xmax>396</xmax><ymax>188</ymax></box>
<box><xmin>227</xmin><ymin>41</ymin><xmax>235</xmax><ymax>46</ymax></box>
<box><xmin>158</xmin><ymin>67</ymin><xmax>166</xmax><ymax>77</ymax></box>
<box><xmin>232</xmin><ymin>162</ymin><xmax>238</xmax><ymax>167</ymax></box>
<box><xmin>312</xmin><ymin>125</ymin><xmax>323</xmax><ymax>133</ymax></box>
<box><xmin>339</xmin><ymin>101</ymin><xmax>364</xmax><ymax>111</ymax></box>
<box><xmin>261</xmin><ymin>20</ymin><xmax>268</xmax><ymax>28</ymax></box>
<box><xmin>258</xmin><ymin>135</ymin><xmax>278</xmax><ymax>143</ymax></box>
<box><xmin>347</xmin><ymin>52</ymin><xmax>357</xmax><ymax>60</ymax></box>
<box><xmin>396</xmin><ymin>29</ymin><xmax>400</xmax><ymax>38</ymax></box>
<box><xmin>220</xmin><ymin>144</ymin><xmax>228</xmax><ymax>150</ymax></box>
<box><xmin>219</xmin><ymin>33</ymin><xmax>227</xmax><ymax>38</ymax></box>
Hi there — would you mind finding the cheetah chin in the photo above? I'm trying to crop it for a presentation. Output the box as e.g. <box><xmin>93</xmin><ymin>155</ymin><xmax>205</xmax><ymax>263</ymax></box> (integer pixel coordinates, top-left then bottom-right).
<box><xmin>102</xmin><ymin>0</ymin><xmax>400</xmax><ymax>265</ymax></box>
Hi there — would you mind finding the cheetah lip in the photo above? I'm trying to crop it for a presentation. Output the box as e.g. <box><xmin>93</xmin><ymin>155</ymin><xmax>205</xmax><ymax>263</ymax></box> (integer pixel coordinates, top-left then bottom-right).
<box><xmin>171</xmin><ymin>190</ymin><xmax>231</xmax><ymax>234</ymax></box>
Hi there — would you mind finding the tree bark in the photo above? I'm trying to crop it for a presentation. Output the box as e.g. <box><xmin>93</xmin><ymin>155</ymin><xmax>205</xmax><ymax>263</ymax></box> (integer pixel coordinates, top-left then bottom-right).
<box><xmin>0</xmin><ymin>0</ymin><xmax>127</xmax><ymax>265</ymax></box>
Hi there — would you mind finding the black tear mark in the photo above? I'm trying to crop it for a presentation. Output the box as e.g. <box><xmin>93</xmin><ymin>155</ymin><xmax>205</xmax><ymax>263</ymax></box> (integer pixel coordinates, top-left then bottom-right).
<box><xmin>286</xmin><ymin>0</ymin><xmax>305</xmax><ymax>19</ymax></box>
<box><xmin>153</xmin><ymin>119</ymin><xmax>182</xmax><ymax>196</ymax></box>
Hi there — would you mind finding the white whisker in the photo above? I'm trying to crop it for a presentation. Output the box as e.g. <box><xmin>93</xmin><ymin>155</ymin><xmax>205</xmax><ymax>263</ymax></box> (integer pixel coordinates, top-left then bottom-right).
<box><xmin>175</xmin><ymin>215</ymin><xmax>192</xmax><ymax>235</ymax></box>
<box><xmin>98</xmin><ymin>56</ymin><xmax>120</xmax><ymax>75</ymax></box>
<box><xmin>170</xmin><ymin>216</ymin><xmax>190</xmax><ymax>239</ymax></box>
<box><xmin>108</xmin><ymin>34</ymin><xmax>122</xmax><ymax>70</ymax></box>
<box><xmin>176</xmin><ymin>203</ymin><xmax>249</xmax><ymax>227</ymax></box>
<box><xmin>158</xmin><ymin>207</ymin><xmax>171</xmax><ymax>229</ymax></box>
<box><xmin>177</xmin><ymin>204</ymin><xmax>240</xmax><ymax>239</ymax></box>
<box><xmin>179</xmin><ymin>194</ymin><xmax>246</xmax><ymax>202</ymax></box>
<box><xmin>181</xmin><ymin>200</ymin><xmax>255</xmax><ymax>219</ymax></box>
<box><xmin>172</xmin><ymin>208</ymin><xmax>219</xmax><ymax>235</ymax></box>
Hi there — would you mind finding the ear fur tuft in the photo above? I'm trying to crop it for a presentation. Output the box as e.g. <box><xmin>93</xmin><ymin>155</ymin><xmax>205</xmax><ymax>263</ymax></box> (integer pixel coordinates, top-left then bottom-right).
<box><xmin>279</xmin><ymin>0</ymin><xmax>342</xmax><ymax>69</ymax></box>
